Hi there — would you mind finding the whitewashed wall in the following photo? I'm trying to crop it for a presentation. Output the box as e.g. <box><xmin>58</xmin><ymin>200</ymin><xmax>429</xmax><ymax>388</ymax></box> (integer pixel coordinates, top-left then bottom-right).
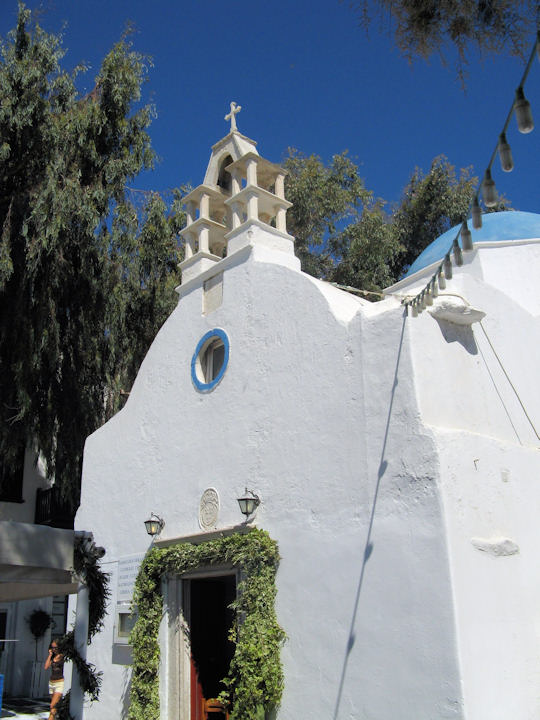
<box><xmin>77</xmin><ymin>234</ymin><xmax>540</xmax><ymax>720</ymax></box>
<box><xmin>402</xmin><ymin>243</ymin><xmax>540</xmax><ymax>720</ymax></box>
<box><xmin>77</xmin><ymin>243</ymin><xmax>464</xmax><ymax>720</ymax></box>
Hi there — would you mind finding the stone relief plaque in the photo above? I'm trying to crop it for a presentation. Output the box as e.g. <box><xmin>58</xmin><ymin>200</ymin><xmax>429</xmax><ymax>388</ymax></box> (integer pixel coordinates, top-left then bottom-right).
<box><xmin>199</xmin><ymin>487</ymin><xmax>220</xmax><ymax>530</ymax></box>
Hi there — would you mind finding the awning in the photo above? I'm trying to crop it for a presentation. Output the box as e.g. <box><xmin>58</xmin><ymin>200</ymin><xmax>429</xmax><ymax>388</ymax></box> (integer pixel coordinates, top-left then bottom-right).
<box><xmin>0</xmin><ymin>521</ymin><xmax>79</xmax><ymax>601</ymax></box>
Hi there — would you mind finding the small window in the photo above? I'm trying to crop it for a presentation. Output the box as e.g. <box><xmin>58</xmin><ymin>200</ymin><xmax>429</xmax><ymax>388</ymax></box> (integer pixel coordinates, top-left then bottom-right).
<box><xmin>118</xmin><ymin>611</ymin><xmax>136</xmax><ymax>639</ymax></box>
<box><xmin>204</xmin><ymin>340</ymin><xmax>225</xmax><ymax>382</ymax></box>
<box><xmin>50</xmin><ymin>596</ymin><xmax>68</xmax><ymax>641</ymax></box>
<box><xmin>191</xmin><ymin>329</ymin><xmax>230</xmax><ymax>392</ymax></box>
<box><xmin>115</xmin><ymin>605</ymin><xmax>137</xmax><ymax>645</ymax></box>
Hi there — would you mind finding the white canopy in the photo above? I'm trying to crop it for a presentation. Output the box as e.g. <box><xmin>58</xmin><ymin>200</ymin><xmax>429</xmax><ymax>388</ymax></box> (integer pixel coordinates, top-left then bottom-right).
<box><xmin>0</xmin><ymin>520</ymin><xmax>78</xmax><ymax>601</ymax></box>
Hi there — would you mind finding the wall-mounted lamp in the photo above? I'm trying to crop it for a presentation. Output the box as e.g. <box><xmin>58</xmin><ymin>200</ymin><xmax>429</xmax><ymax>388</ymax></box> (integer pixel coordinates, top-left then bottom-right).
<box><xmin>237</xmin><ymin>488</ymin><xmax>260</xmax><ymax>518</ymax></box>
<box><xmin>144</xmin><ymin>513</ymin><xmax>165</xmax><ymax>537</ymax></box>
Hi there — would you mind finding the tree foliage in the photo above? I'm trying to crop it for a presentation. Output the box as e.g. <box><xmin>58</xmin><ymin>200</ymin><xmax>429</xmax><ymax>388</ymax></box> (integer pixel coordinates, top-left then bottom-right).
<box><xmin>102</xmin><ymin>190</ymin><xmax>184</xmax><ymax>416</ymax></box>
<box><xmin>0</xmin><ymin>6</ymin><xmax>183</xmax><ymax>505</ymax></box>
<box><xmin>389</xmin><ymin>154</ymin><xmax>510</xmax><ymax>275</ymax></box>
<box><xmin>353</xmin><ymin>0</ymin><xmax>537</xmax><ymax>76</ymax></box>
<box><xmin>389</xmin><ymin>155</ymin><xmax>478</xmax><ymax>273</ymax></box>
<box><xmin>285</xmin><ymin>150</ymin><xmax>510</xmax><ymax>290</ymax></box>
<box><xmin>284</xmin><ymin>148</ymin><xmax>372</xmax><ymax>278</ymax></box>
<box><xmin>329</xmin><ymin>201</ymin><xmax>403</xmax><ymax>293</ymax></box>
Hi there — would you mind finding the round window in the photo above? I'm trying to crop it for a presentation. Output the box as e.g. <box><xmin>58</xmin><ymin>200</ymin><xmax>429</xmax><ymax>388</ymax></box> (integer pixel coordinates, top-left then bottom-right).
<box><xmin>191</xmin><ymin>329</ymin><xmax>229</xmax><ymax>392</ymax></box>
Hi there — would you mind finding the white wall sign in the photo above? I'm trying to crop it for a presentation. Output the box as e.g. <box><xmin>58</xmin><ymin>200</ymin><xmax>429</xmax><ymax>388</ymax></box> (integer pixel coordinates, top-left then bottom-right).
<box><xmin>117</xmin><ymin>553</ymin><xmax>145</xmax><ymax>604</ymax></box>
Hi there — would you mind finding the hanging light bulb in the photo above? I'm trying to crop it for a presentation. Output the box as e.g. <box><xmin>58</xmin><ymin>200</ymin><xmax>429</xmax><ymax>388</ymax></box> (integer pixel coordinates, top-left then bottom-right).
<box><xmin>497</xmin><ymin>132</ymin><xmax>514</xmax><ymax>172</ymax></box>
<box><xmin>425</xmin><ymin>287</ymin><xmax>434</xmax><ymax>305</ymax></box>
<box><xmin>453</xmin><ymin>238</ymin><xmax>463</xmax><ymax>266</ymax></box>
<box><xmin>471</xmin><ymin>196</ymin><xmax>482</xmax><ymax>230</ymax></box>
<box><xmin>461</xmin><ymin>220</ymin><xmax>473</xmax><ymax>252</ymax></box>
<box><xmin>416</xmin><ymin>297</ymin><xmax>423</xmax><ymax>313</ymax></box>
<box><xmin>438</xmin><ymin>268</ymin><xmax>446</xmax><ymax>290</ymax></box>
<box><xmin>443</xmin><ymin>254</ymin><xmax>453</xmax><ymax>280</ymax></box>
<box><xmin>514</xmin><ymin>86</ymin><xmax>534</xmax><ymax>133</ymax></box>
<box><xmin>482</xmin><ymin>169</ymin><xmax>497</xmax><ymax>208</ymax></box>
<box><xmin>411</xmin><ymin>301</ymin><xmax>418</xmax><ymax>318</ymax></box>
<box><xmin>420</xmin><ymin>292</ymin><xmax>427</xmax><ymax>310</ymax></box>
<box><xmin>431</xmin><ymin>277</ymin><xmax>439</xmax><ymax>297</ymax></box>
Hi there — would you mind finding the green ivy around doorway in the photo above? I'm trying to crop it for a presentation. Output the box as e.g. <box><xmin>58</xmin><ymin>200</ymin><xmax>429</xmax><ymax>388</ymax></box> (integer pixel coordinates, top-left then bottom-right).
<box><xmin>128</xmin><ymin>528</ymin><xmax>285</xmax><ymax>720</ymax></box>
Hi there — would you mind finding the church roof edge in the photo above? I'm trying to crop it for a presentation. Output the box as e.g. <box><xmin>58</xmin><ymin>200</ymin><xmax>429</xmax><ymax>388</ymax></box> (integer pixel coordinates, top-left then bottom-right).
<box><xmin>211</xmin><ymin>130</ymin><xmax>258</xmax><ymax>154</ymax></box>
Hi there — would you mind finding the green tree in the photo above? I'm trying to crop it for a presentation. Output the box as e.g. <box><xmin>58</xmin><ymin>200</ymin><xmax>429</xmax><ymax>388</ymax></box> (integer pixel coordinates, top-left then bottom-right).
<box><xmin>329</xmin><ymin>202</ymin><xmax>403</xmax><ymax>293</ymax></box>
<box><xmin>389</xmin><ymin>155</ymin><xmax>477</xmax><ymax>274</ymax></box>
<box><xmin>389</xmin><ymin>154</ymin><xmax>510</xmax><ymax>276</ymax></box>
<box><xmin>0</xmin><ymin>6</ymin><xmax>183</xmax><ymax>505</ymax></box>
<box><xmin>283</xmin><ymin>148</ymin><xmax>372</xmax><ymax>278</ymax></box>
<box><xmin>285</xmin><ymin>151</ymin><xmax>510</xmax><ymax>292</ymax></box>
<box><xmin>352</xmin><ymin>0</ymin><xmax>537</xmax><ymax>74</ymax></box>
<box><xmin>104</xmin><ymin>190</ymin><xmax>185</xmax><ymax>415</ymax></box>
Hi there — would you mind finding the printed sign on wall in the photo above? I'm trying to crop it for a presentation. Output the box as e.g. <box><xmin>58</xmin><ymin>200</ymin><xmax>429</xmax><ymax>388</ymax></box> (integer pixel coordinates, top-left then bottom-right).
<box><xmin>117</xmin><ymin>553</ymin><xmax>145</xmax><ymax>604</ymax></box>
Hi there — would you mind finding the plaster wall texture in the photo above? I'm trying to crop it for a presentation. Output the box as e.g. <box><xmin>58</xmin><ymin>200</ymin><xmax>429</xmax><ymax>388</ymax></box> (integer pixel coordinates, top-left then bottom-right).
<box><xmin>77</xmin><ymin>246</ymin><xmax>464</xmax><ymax>720</ymax></box>
<box><xmin>400</xmin><ymin>242</ymin><xmax>540</xmax><ymax>719</ymax></box>
<box><xmin>436</xmin><ymin>433</ymin><xmax>540</xmax><ymax>720</ymax></box>
<box><xmin>478</xmin><ymin>242</ymin><xmax>540</xmax><ymax>315</ymax></box>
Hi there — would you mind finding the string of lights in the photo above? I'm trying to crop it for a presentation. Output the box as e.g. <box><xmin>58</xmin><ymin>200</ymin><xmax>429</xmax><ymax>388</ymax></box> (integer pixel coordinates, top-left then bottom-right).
<box><xmin>402</xmin><ymin>33</ymin><xmax>540</xmax><ymax>318</ymax></box>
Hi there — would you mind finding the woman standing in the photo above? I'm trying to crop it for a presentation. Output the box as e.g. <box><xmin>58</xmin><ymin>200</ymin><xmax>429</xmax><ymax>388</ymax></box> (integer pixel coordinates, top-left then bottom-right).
<box><xmin>44</xmin><ymin>640</ymin><xmax>64</xmax><ymax>720</ymax></box>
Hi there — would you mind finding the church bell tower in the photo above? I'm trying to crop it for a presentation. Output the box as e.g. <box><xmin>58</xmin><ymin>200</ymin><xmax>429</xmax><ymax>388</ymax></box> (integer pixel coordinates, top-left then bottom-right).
<box><xmin>179</xmin><ymin>102</ymin><xmax>298</xmax><ymax>285</ymax></box>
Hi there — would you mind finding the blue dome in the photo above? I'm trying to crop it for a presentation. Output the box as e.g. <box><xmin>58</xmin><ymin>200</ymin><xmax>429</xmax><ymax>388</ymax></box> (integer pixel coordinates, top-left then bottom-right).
<box><xmin>405</xmin><ymin>211</ymin><xmax>540</xmax><ymax>277</ymax></box>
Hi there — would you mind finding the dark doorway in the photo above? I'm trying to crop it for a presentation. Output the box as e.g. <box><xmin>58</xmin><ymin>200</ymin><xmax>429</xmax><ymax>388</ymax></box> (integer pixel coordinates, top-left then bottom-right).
<box><xmin>189</xmin><ymin>574</ymin><xmax>236</xmax><ymax>719</ymax></box>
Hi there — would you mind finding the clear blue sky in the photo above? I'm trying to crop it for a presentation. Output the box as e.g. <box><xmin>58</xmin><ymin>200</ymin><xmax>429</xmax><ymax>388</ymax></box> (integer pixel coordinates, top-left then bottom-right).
<box><xmin>2</xmin><ymin>0</ymin><xmax>539</xmax><ymax>216</ymax></box>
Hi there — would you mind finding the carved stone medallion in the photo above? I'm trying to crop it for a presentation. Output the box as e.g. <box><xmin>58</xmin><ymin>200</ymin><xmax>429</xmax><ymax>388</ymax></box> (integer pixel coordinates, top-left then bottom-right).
<box><xmin>199</xmin><ymin>488</ymin><xmax>219</xmax><ymax>530</ymax></box>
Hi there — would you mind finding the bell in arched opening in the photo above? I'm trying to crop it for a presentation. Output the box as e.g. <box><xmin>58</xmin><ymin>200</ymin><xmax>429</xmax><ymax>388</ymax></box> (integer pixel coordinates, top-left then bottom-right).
<box><xmin>217</xmin><ymin>155</ymin><xmax>233</xmax><ymax>194</ymax></box>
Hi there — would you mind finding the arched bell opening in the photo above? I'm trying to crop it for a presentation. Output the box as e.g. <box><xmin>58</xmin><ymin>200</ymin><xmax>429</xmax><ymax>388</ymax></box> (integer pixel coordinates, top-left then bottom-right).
<box><xmin>217</xmin><ymin>154</ymin><xmax>233</xmax><ymax>194</ymax></box>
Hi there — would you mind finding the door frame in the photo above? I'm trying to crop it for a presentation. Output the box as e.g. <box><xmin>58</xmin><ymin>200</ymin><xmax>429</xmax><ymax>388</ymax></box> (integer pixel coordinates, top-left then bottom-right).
<box><xmin>0</xmin><ymin>603</ymin><xmax>16</xmax><ymax>692</ymax></box>
<box><xmin>160</xmin><ymin>566</ymin><xmax>238</xmax><ymax>720</ymax></box>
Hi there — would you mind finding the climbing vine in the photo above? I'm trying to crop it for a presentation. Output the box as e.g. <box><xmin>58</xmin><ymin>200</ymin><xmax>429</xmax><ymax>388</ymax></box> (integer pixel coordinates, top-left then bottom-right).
<box><xmin>128</xmin><ymin>529</ymin><xmax>285</xmax><ymax>720</ymax></box>
<box><xmin>57</xmin><ymin>536</ymin><xmax>111</xmax><ymax>719</ymax></box>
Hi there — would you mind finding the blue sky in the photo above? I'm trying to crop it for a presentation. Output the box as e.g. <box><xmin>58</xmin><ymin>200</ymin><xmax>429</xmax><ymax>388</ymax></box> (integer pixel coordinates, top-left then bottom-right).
<box><xmin>1</xmin><ymin>0</ymin><xmax>539</xmax><ymax>216</ymax></box>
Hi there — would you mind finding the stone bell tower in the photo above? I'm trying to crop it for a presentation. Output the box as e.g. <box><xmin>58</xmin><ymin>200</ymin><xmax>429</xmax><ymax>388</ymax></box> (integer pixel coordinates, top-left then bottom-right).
<box><xmin>179</xmin><ymin>102</ymin><xmax>299</xmax><ymax>285</ymax></box>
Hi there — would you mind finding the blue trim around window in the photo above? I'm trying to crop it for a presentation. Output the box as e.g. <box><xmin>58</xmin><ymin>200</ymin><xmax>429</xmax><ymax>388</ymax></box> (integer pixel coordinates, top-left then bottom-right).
<box><xmin>191</xmin><ymin>328</ymin><xmax>230</xmax><ymax>392</ymax></box>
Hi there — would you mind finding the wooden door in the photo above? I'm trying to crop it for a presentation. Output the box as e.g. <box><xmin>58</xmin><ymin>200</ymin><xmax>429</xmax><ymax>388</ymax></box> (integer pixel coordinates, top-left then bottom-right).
<box><xmin>190</xmin><ymin>657</ymin><xmax>205</xmax><ymax>720</ymax></box>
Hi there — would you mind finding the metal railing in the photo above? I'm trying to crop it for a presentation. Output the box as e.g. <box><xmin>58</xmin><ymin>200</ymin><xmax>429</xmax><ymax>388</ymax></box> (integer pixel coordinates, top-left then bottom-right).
<box><xmin>34</xmin><ymin>487</ymin><xmax>74</xmax><ymax>529</ymax></box>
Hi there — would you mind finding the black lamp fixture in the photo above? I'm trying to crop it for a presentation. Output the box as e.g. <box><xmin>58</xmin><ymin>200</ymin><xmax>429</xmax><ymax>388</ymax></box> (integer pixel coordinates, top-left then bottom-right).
<box><xmin>237</xmin><ymin>488</ymin><xmax>260</xmax><ymax>518</ymax></box>
<box><xmin>471</xmin><ymin>196</ymin><xmax>482</xmax><ymax>230</ymax></box>
<box><xmin>144</xmin><ymin>513</ymin><xmax>165</xmax><ymax>537</ymax></box>
<box><xmin>514</xmin><ymin>86</ymin><xmax>534</xmax><ymax>134</ymax></box>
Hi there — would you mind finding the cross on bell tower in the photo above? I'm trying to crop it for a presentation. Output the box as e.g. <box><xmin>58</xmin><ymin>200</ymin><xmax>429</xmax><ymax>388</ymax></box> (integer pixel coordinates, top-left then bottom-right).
<box><xmin>225</xmin><ymin>101</ymin><xmax>242</xmax><ymax>132</ymax></box>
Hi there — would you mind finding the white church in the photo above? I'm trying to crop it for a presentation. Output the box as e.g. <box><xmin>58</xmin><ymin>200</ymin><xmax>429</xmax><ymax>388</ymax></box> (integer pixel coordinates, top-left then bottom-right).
<box><xmin>74</xmin><ymin>104</ymin><xmax>540</xmax><ymax>720</ymax></box>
